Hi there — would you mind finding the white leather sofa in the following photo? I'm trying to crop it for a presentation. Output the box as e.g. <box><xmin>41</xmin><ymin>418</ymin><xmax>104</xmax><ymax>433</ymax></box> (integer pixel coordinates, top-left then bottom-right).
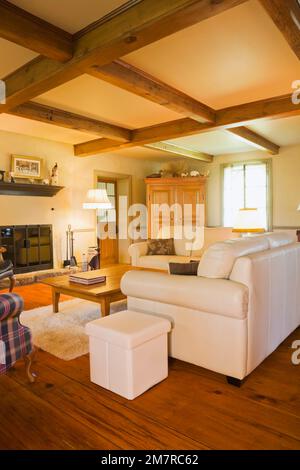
<box><xmin>128</xmin><ymin>227</ymin><xmax>238</xmax><ymax>270</ymax></box>
<box><xmin>121</xmin><ymin>232</ymin><xmax>300</xmax><ymax>384</ymax></box>
<box><xmin>128</xmin><ymin>240</ymin><xmax>201</xmax><ymax>270</ymax></box>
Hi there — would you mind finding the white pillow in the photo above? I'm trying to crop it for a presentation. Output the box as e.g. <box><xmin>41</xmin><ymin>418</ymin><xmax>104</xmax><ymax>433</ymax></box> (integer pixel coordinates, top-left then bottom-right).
<box><xmin>197</xmin><ymin>237</ymin><xmax>269</xmax><ymax>279</ymax></box>
<box><xmin>173</xmin><ymin>226</ymin><xmax>205</xmax><ymax>256</ymax></box>
<box><xmin>266</xmin><ymin>232</ymin><xmax>295</xmax><ymax>248</ymax></box>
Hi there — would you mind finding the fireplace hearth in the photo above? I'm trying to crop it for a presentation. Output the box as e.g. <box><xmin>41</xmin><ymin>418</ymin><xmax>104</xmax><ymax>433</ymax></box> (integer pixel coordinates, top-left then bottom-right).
<box><xmin>0</xmin><ymin>225</ymin><xmax>53</xmax><ymax>274</ymax></box>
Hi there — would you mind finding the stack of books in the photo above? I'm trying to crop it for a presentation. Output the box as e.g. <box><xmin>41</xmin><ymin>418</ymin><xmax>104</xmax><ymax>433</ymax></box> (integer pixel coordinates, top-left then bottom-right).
<box><xmin>69</xmin><ymin>271</ymin><xmax>106</xmax><ymax>285</ymax></box>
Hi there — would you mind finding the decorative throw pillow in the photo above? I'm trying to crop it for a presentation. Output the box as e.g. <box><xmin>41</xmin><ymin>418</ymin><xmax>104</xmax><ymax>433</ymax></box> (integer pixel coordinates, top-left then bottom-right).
<box><xmin>147</xmin><ymin>238</ymin><xmax>175</xmax><ymax>256</ymax></box>
<box><xmin>169</xmin><ymin>261</ymin><xmax>199</xmax><ymax>276</ymax></box>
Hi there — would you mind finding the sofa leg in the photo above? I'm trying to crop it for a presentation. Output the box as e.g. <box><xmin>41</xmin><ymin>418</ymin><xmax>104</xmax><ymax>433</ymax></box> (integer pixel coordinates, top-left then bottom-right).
<box><xmin>226</xmin><ymin>376</ymin><xmax>243</xmax><ymax>387</ymax></box>
<box><xmin>24</xmin><ymin>352</ymin><xmax>35</xmax><ymax>383</ymax></box>
<box><xmin>9</xmin><ymin>275</ymin><xmax>16</xmax><ymax>292</ymax></box>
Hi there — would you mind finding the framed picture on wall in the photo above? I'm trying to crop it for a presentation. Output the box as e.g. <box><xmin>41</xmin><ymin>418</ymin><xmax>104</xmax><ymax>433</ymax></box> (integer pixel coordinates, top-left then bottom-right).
<box><xmin>11</xmin><ymin>155</ymin><xmax>43</xmax><ymax>180</ymax></box>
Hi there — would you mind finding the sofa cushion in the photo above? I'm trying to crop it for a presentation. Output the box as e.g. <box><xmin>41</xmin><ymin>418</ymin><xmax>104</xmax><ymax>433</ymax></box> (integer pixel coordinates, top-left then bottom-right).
<box><xmin>197</xmin><ymin>237</ymin><xmax>269</xmax><ymax>279</ymax></box>
<box><xmin>174</xmin><ymin>238</ymin><xmax>191</xmax><ymax>256</ymax></box>
<box><xmin>168</xmin><ymin>261</ymin><xmax>199</xmax><ymax>276</ymax></box>
<box><xmin>121</xmin><ymin>270</ymin><xmax>249</xmax><ymax>319</ymax></box>
<box><xmin>138</xmin><ymin>255</ymin><xmax>193</xmax><ymax>270</ymax></box>
<box><xmin>147</xmin><ymin>238</ymin><xmax>175</xmax><ymax>256</ymax></box>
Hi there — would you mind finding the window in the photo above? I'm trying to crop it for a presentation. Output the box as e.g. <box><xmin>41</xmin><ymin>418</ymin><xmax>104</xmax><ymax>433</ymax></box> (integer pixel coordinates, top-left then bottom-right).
<box><xmin>222</xmin><ymin>161</ymin><xmax>272</xmax><ymax>230</ymax></box>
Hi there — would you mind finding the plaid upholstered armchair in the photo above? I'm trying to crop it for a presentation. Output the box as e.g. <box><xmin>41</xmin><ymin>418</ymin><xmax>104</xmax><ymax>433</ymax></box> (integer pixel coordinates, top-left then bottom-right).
<box><xmin>0</xmin><ymin>247</ymin><xmax>16</xmax><ymax>292</ymax></box>
<box><xmin>0</xmin><ymin>293</ymin><xmax>35</xmax><ymax>382</ymax></box>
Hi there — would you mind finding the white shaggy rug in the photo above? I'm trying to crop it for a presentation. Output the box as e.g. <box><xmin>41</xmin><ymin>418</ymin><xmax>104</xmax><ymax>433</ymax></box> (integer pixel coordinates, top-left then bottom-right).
<box><xmin>20</xmin><ymin>299</ymin><xmax>127</xmax><ymax>361</ymax></box>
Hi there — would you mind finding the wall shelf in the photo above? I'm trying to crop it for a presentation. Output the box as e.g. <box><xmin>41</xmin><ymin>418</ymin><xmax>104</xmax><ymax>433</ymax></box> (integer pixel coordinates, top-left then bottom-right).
<box><xmin>0</xmin><ymin>182</ymin><xmax>64</xmax><ymax>197</ymax></box>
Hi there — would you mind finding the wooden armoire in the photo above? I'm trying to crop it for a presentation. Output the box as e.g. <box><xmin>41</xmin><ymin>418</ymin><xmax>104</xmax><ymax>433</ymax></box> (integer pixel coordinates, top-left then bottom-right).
<box><xmin>145</xmin><ymin>177</ymin><xmax>207</xmax><ymax>237</ymax></box>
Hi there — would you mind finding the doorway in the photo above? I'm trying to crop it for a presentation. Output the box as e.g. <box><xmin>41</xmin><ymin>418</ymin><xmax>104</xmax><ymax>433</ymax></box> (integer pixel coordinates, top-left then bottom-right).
<box><xmin>97</xmin><ymin>178</ymin><xmax>118</xmax><ymax>266</ymax></box>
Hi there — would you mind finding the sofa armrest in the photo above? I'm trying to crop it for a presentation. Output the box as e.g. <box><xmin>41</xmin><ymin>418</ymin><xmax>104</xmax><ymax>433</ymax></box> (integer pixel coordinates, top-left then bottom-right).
<box><xmin>121</xmin><ymin>270</ymin><xmax>249</xmax><ymax>319</ymax></box>
<box><xmin>0</xmin><ymin>294</ymin><xmax>24</xmax><ymax>321</ymax></box>
<box><xmin>128</xmin><ymin>242</ymin><xmax>148</xmax><ymax>266</ymax></box>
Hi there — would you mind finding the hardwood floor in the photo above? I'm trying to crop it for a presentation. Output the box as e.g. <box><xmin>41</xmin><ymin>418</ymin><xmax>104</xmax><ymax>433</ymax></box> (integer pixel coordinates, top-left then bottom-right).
<box><xmin>0</xmin><ymin>284</ymin><xmax>299</xmax><ymax>450</ymax></box>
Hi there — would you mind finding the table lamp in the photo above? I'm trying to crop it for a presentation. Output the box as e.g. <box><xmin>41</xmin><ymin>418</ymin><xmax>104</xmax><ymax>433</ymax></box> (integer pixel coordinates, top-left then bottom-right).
<box><xmin>83</xmin><ymin>189</ymin><xmax>112</xmax><ymax>268</ymax></box>
<box><xmin>232</xmin><ymin>208</ymin><xmax>265</xmax><ymax>237</ymax></box>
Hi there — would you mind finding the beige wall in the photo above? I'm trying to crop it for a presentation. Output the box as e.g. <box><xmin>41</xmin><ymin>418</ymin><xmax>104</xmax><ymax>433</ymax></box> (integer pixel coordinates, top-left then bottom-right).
<box><xmin>204</xmin><ymin>144</ymin><xmax>300</xmax><ymax>229</ymax></box>
<box><xmin>0</xmin><ymin>130</ymin><xmax>157</xmax><ymax>266</ymax></box>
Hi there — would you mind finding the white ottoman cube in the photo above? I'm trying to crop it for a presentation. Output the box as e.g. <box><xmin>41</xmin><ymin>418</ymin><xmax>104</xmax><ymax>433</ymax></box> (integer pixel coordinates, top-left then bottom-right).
<box><xmin>85</xmin><ymin>310</ymin><xmax>171</xmax><ymax>400</ymax></box>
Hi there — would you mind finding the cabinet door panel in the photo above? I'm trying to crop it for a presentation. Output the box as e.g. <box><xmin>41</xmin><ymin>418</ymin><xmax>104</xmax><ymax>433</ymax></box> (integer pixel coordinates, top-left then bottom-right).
<box><xmin>148</xmin><ymin>185</ymin><xmax>175</xmax><ymax>237</ymax></box>
<box><xmin>176</xmin><ymin>185</ymin><xmax>205</xmax><ymax>225</ymax></box>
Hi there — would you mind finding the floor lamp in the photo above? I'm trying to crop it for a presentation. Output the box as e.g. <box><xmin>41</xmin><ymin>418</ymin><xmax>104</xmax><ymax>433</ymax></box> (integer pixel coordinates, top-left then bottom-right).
<box><xmin>83</xmin><ymin>189</ymin><xmax>112</xmax><ymax>269</ymax></box>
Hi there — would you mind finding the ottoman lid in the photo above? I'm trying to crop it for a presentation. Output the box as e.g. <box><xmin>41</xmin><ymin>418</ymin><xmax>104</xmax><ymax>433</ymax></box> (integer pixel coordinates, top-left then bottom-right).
<box><xmin>85</xmin><ymin>310</ymin><xmax>171</xmax><ymax>349</ymax></box>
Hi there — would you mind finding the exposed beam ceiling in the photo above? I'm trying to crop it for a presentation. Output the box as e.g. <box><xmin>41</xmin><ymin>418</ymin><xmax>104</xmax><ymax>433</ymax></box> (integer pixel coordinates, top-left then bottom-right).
<box><xmin>10</xmin><ymin>101</ymin><xmax>277</xmax><ymax>156</ymax></box>
<box><xmin>8</xmin><ymin>101</ymin><xmax>132</xmax><ymax>142</ymax></box>
<box><xmin>259</xmin><ymin>0</ymin><xmax>300</xmax><ymax>60</ymax></box>
<box><xmin>228</xmin><ymin>127</ymin><xmax>280</xmax><ymax>154</ymax></box>
<box><xmin>89</xmin><ymin>60</ymin><xmax>215</xmax><ymax>123</ymax></box>
<box><xmin>144</xmin><ymin>142</ymin><xmax>213</xmax><ymax>161</ymax></box>
<box><xmin>74</xmin><ymin>93</ymin><xmax>299</xmax><ymax>156</ymax></box>
<box><xmin>0</xmin><ymin>0</ymin><xmax>295</xmax><ymax>158</ymax></box>
<box><xmin>89</xmin><ymin>58</ymin><xmax>280</xmax><ymax>153</ymax></box>
<box><xmin>0</xmin><ymin>0</ymin><xmax>73</xmax><ymax>62</ymax></box>
<box><xmin>0</xmin><ymin>0</ymin><xmax>249</xmax><ymax>113</ymax></box>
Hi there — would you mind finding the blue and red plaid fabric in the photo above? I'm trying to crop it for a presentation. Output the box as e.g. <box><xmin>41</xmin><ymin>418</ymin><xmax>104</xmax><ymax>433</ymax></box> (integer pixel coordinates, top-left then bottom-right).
<box><xmin>0</xmin><ymin>294</ymin><xmax>33</xmax><ymax>375</ymax></box>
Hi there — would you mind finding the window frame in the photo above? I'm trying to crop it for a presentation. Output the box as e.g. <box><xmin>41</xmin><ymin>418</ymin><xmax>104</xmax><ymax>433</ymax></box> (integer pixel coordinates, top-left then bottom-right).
<box><xmin>220</xmin><ymin>159</ymin><xmax>273</xmax><ymax>231</ymax></box>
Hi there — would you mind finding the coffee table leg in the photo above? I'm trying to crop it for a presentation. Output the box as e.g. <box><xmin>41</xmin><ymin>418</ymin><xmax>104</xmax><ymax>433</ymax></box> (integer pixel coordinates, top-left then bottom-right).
<box><xmin>52</xmin><ymin>289</ymin><xmax>60</xmax><ymax>313</ymax></box>
<box><xmin>100</xmin><ymin>297</ymin><xmax>110</xmax><ymax>317</ymax></box>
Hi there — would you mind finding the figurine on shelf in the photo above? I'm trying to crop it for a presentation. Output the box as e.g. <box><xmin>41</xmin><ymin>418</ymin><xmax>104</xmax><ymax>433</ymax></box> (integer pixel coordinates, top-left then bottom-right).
<box><xmin>190</xmin><ymin>170</ymin><xmax>200</xmax><ymax>177</ymax></box>
<box><xmin>0</xmin><ymin>170</ymin><xmax>5</xmax><ymax>182</ymax></box>
<box><xmin>9</xmin><ymin>172</ymin><xmax>15</xmax><ymax>183</ymax></box>
<box><xmin>181</xmin><ymin>172</ymin><xmax>189</xmax><ymax>177</ymax></box>
<box><xmin>50</xmin><ymin>162</ymin><xmax>58</xmax><ymax>186</ymax></box>
<box><xmin>42</xmin><ymin>178</ymin><xmax>50</xmax><ymax>185</ymax></box>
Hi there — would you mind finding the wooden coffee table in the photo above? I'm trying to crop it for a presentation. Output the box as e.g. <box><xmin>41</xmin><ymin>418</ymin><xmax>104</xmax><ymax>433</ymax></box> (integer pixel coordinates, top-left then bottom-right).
<box><xmin>42</xmin><ymin>264</ymin><xmax>140</xmax><ymax>317</ymax></box>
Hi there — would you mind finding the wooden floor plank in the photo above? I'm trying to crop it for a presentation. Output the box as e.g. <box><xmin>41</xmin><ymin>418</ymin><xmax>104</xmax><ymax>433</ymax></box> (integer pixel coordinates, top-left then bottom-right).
<box><xmin>9</xmin><ymin>356</ymin><xmax>206</xmax><ymax>450</ymax></box>
<box><xmin>1</xmin><ymin>284</ymin><xmax>71</xmax><ymax>310</ymax></box>
<box><xmin>125</xmin><ymin>363</ymin><xmax>300</xmax><ymax>450</ymax></box>
<box><xmin>43</xmin><ymin>378</ymin><xmax>207</xmax><ymax>450</ymax></box>
<box><xmin>0</xmin><ymin>375</ymin><xmax>119</xmax><ymax>450</ymax></box>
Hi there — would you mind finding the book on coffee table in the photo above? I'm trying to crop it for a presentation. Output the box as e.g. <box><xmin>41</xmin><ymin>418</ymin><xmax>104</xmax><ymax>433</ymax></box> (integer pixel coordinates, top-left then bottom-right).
<box><xmin>69</xmin><ymin>271</ymin><xmax>106</xmax><ymax>285</ymax></box>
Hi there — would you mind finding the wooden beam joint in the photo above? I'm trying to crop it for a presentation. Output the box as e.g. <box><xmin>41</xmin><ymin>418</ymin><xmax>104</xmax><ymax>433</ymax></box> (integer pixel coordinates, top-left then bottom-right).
<box><xmin>0</xmin><ymin>0</ymin><xmax>73</xmax><ymax>62</ymax></box>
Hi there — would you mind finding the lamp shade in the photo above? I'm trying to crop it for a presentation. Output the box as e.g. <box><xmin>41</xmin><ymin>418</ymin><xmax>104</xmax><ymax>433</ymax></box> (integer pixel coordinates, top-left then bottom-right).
<box><xmin>232</xmin><ymin>208</ymin><xmax>265</xmax><ymax>233</ymax></box>
<box><xmin>83</xmin><ymin>189</ymin><xmax>111</xmax><ymax>209</ymax></box>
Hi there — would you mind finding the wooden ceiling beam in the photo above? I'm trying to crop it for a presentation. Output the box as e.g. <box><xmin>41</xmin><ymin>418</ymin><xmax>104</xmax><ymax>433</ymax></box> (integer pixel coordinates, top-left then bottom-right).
<box><xmin>0</xmin><ymin>0</ymin><xmax>249</xmax><ymax>113</ymax></box>
<box><xmin>8</xmin><ymin>101</ymin><xmax>132</xmax><ymax>142</ymax></box>
<box><xmin>216</xmin><ymin>93</ymin><xmax>300</xmax><ymax>127</ymax></box>
<box><xmin>0</xmin><ymin>0</ymin><xmax>73</xmax><ymax>62</ymax></box>
<box><xmin>144</xmin><ymin>142</ymin><xmax>213</xmax><ymax>162</ymax></box>
<box><xmin>228</xmin><ymin>127</ymin><xmax>280</xmax><ymax>154</ymax></box>
<box><xmin>74</xmin><ymin>93</ymin><xmax>299</xmax><ymax>156</ymax></box>
<box><xmin>89</xmin><ymin>60</ymin><xmax>215</xmax><ymax>123</ymax></box>
<box><xmin>259</xmin><ymin>0</ymin><xmax>300</xmax><ymax>60</ymax></box>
